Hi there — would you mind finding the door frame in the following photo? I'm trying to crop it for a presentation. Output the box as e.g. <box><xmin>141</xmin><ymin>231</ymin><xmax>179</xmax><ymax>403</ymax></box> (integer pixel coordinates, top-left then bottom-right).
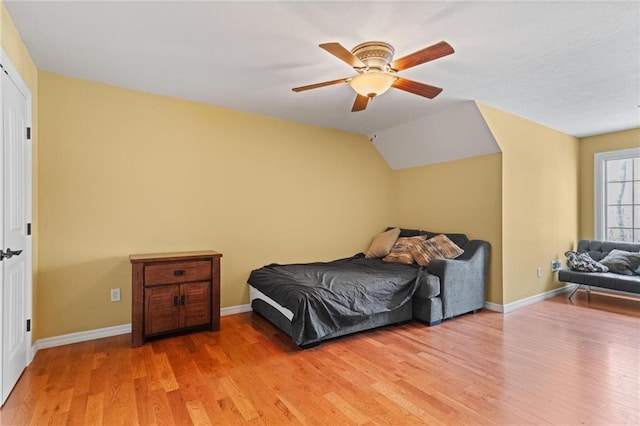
<box><xmin>0</xmin><ymin>47</ymin><xmax>34</xmax><ymax>383</ymax></box>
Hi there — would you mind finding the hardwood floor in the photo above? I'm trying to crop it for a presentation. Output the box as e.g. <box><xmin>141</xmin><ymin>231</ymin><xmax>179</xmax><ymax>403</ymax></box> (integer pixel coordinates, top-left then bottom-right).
<box><xmin>1</xmin><ymin>290</ymin><xmax>639</xmax><ymax>425</ymax></box>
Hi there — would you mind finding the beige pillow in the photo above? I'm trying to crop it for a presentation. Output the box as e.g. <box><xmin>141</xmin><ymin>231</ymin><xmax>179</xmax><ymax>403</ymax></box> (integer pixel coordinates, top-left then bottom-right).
<box><xmin>410</xmin><ymin>234</ymin><xmax>464</xmax><ymax>266</ymax></box>
<box><xmin>383</xmin><ymin>235</ymin><xmax>427</xmax><ymax>265</ymax></box>
<box><xmin>365</xmin><ymin>228</ymin><xmax>401</xmax><ymax>258</ymax></box>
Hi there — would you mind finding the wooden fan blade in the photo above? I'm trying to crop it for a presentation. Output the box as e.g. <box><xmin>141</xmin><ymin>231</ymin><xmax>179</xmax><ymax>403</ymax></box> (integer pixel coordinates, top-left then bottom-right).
<box><xmin>292</xmin><ymin>78</ymin><xmax>349</xmax><ymax>92</ymax></box>
<box><xmin>320</xmin><ymin>43</ymin><xmax>366</xmax><ymax>68</ymax></box>
<box><xmin>351</xmin><ymin>94</ymin><xmax>369</xmax><ymax>112</ymax></box>
<box><xmin>392</xmin><ymin>78</ymin><xmax>443</xmax><ymax>99</ymax></box>
<box><xmin>390</xmin><ymin>41</ymin><xmax>454</xmax><ymax>71</ymax></box>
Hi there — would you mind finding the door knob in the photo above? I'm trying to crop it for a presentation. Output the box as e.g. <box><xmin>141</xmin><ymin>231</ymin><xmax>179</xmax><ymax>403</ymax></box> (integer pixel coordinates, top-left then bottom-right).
<box><xmin>0</xmin><ymin>248</ymin><xmax>23</xmax><ymax>260</ymax></box>
<box><xmin>7</xmin><ymin>248</ymin><xmax>22</xmax><ymax>257</ymax></box>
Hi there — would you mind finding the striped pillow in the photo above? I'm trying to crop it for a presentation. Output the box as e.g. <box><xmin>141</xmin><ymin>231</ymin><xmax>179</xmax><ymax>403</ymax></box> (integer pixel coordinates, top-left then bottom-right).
<box><xmin>410</xmin><ymin>234</ymin><xmax>464</xmax><ymax>266</ymax></box>
<box><xmin>382</xmin><ymin>235</ymin><xmax>427</xmax><ymax>265</ymax></box>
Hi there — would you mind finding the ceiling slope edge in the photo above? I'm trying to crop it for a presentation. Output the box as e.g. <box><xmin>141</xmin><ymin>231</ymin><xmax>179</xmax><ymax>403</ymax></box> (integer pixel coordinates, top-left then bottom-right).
<box><xmin>368</xmin><ymin>101</ymin><xmax>501</xmax><ymax>170</ymax></box>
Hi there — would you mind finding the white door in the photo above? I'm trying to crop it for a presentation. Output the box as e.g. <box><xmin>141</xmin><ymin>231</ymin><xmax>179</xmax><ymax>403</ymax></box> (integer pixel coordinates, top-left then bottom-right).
<box><xmin>0</xmin><ymin>54</ymin><xmax>31</xmax><ymax>406</ymax></box>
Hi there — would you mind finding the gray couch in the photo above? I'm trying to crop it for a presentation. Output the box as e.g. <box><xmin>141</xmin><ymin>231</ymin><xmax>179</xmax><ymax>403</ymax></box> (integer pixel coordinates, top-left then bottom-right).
<box><xmin>558</xmin><ymin>240</ymin><xmax>640</xmax><ymax>298</ymax></box>
<box><xmin>393</xmin><ymin>229</ymin><xmax>491</xmax><ymax>326</ymax></box>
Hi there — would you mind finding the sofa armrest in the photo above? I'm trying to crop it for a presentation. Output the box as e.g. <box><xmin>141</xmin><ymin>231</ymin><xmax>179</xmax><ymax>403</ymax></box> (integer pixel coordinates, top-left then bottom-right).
<box><xmin>426</xmin><ymin>240</ymin><xmax>490</xmax><ymax>318</ymax></box>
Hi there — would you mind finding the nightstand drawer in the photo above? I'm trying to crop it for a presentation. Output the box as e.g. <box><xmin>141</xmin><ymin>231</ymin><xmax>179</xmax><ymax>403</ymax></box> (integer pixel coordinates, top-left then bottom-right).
<box><xmin>144</xmin><ymin>260</ymin><xmax>211</xmax><ymax>286</ymax></box>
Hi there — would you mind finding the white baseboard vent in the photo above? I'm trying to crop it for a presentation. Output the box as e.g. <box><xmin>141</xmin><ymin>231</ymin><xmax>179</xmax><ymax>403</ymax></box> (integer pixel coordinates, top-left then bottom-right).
<box><xmin>484</xmin><ymin>285</ymin><xmax>573</xmax><ymax>313</ymax></box>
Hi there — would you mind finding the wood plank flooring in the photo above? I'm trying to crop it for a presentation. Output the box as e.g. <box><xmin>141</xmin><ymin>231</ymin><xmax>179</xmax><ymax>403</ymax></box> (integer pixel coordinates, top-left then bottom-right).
<box><xmin>1</xmin><ymin>289</ymin><xmax>639</xmax><ymax>425</ymax></box>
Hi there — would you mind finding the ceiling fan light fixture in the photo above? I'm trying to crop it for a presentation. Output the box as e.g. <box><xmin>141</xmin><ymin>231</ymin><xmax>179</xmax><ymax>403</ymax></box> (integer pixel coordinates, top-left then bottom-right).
<box><xmin>293</xmin><ymin>40</ymin><xmax>453</xmax><ymax>111</ymax></box>
<box><xmin>349</xmin><ymin>72</ymin><xmax>397</xmax><ymax>98</ymax></box>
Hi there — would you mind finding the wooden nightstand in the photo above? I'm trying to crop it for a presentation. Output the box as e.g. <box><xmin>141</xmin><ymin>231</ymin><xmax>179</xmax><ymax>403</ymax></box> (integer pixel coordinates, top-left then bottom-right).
<box><xmin>130</xmin><ymin>250</ymin><xmax>222</xmax><ymax>347</ymax></box>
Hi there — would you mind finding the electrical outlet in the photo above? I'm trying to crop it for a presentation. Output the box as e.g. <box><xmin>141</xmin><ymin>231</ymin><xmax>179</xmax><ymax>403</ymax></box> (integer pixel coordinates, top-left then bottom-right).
<box><xmin>551</xmin><ymin>259</ymin><xmax>562</xmax><ymax>272</ymax></box>
<box><xmin>110</xmin><ymin>288</ymin><xmax>121</xmax><ymax>302</ymax></box>
<box><xmin>536</xmin><ymin>267</ymin><xmax>542</xmax><ymax>278</ymax></box>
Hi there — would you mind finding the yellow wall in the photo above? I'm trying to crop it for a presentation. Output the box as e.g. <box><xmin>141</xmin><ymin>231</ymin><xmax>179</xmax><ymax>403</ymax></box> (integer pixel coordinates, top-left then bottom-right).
<box><xmin>390</xmin><ymin>153</ymin><xmax>503</xmax><ymax>304</ymax></box>
<box><xmin>578</xmin><ymin>128</ymin><xmax>640</xmax><ymax>240</ymax></box>
<box><xmin>8</xmin><ymin>0</ymin><xmax>620</xmax><ymax>336</ymax></box>
<box><xmin>1</xmin><ymin>2</ymin><xmax>39</xmax><ymax>334</ymax></box>
<box><xmin>478</xmin><ymin>104</ymin><xmax>579</xmax><ymax>304</ymax></box>
<box><xmin>33</xmin><ymin>71</ymin><xmax>591</xmax><ymax>337</ymax></box>
<box><xmin>37</xmin><ymin>72</ymin><xmax>393</xmax><ymax>339</ymax></box>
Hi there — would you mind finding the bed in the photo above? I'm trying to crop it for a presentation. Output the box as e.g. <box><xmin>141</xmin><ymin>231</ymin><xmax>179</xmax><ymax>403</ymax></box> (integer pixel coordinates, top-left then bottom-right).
<box><xmin>248</xmin><ymin>228</ymin><xmax>490</xmax><ymax>348</ymax></box>
<box><xmin>248</xmin><ymin>254</ymin><xmax>423</xmax><ymax>347</ymax></box>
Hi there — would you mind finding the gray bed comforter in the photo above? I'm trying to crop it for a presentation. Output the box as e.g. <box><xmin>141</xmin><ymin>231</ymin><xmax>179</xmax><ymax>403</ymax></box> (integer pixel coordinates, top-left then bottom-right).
<box><xmin>248</xmin><ymin>254</ymin><xmax>422</xmax><ymax>345</ymax></box>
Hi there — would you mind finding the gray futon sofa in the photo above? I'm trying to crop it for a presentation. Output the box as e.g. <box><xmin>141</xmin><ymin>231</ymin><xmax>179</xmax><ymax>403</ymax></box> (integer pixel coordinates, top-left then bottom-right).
<box><xmin>558</xmin><ymin>240</ymin><xmax>640</xmax><ymax>298</ymax></box>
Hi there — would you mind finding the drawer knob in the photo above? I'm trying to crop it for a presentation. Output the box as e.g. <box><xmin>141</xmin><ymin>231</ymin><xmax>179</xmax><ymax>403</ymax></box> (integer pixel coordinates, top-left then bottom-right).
<box><xmin>174</xmin><ymin>270</ymin><xmax>186</xmax><ymax>276</ymax></box>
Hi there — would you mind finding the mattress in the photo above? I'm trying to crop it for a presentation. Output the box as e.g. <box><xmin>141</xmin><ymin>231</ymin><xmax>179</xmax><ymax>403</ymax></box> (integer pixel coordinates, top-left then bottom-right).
<box><xmin>249</xmin><ymin>284</ymin><xmax>293</xmax><ymax>321</ymax></box>
<box><xmin>247</xmin><ymin>254</ymin><xmax>422</xmax><ymax>346</ymax></box>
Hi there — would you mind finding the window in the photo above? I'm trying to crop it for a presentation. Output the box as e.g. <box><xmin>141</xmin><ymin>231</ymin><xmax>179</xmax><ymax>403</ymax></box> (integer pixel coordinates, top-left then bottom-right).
<box><xmin>594</xmin><ymin>147</ymin><xmax>640</xmax><ymax>242</ymax></box>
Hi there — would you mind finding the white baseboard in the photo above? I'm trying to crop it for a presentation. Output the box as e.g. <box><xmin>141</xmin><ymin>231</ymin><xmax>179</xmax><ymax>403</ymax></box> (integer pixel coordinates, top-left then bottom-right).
<box><xmin>221</xmin><ymin>304</ymin><xmax>252</xmax><ymax>316</ymax></box>
<box><xmin>484</xmin><ymin>285</ymin><xmax>573</xmax><ymax>313</ymax></box>
<box><xmin>483</xmin><ymin>301</ymin><xmax>504</xmax><ymax>312</ymax></box>
<box><xmin>32</xmin><ymin>323</ymin><xmax>132</xmax><ymax>359</ymax></box>
<box><xmin>583</xmin><ymin>287</ymin><xmax>640</xmax><ymax>298</ymax></box>
<box><xmin>31</xmin><ymin>304</ymin><xmax>253</xmax><ymax>355</ymax></box>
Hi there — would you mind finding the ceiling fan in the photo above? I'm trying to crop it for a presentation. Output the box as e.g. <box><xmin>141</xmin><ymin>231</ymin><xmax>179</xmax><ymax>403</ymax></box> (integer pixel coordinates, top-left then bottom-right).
<box><xmin>292</xmin><ymin>40</ymin><xmax>454</xmax><ymax>112</ymax></box>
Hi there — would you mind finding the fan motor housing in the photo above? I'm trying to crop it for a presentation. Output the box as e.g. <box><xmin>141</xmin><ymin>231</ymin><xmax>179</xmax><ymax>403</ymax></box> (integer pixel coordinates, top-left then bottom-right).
<box><xmin>351</xmin><ymin>41</ymin><xmax>394</xmax><ymax>70</ymax></box>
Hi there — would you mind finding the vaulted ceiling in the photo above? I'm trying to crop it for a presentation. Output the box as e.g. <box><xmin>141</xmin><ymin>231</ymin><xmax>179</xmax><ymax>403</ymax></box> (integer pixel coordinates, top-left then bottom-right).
<box><xmin>5</xmin><ymin>1</ymin><xmax>640</xmax><ymax>138</ymax></box>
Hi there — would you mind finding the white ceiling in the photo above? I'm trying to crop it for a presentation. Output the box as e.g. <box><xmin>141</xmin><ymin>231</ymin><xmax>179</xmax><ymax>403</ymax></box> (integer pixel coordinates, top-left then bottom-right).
<box><xmin>372</xmin><ymin>101</ymin><xmax>501</xmax><ymax>169</ymax></box>
<box><xmin>5</xmin><ymin>1</ymin><xmax>640</xmax><ymax>138</ymax></box>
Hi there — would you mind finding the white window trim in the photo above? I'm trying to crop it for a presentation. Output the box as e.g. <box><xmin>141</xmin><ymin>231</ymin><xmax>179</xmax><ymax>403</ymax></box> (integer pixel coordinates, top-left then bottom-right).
<box><xmin>594</xmin><ymin>147</ymin><xmax>640</xmax><ymax>241</ymax></box>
